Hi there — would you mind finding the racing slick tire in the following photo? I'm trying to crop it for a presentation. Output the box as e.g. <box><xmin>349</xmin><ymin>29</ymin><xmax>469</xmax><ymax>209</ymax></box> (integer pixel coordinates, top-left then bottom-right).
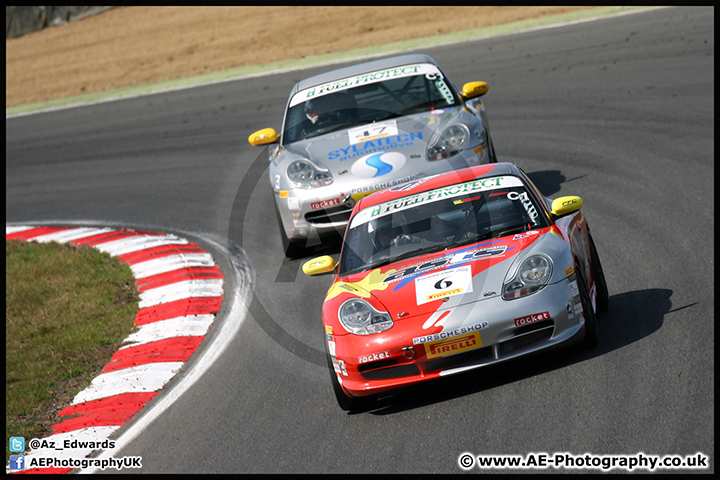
<box><xmin>576</xmin><ymin>264</ymin><xmax>599</xmax><ymax>347</ymax></box>
<box><xmin>274</xmin><ymin>202</ymin><xmax>306</xmax><ymax>259</ymax></box>
<box><xmin>325</xmin><ymin>347</ymin><xmax>373</xmax><ymax>411</ymax></box>
<box><xmin>589</xmin><ymin>233</ymin><xmax>610</xmax><ymax>314</ymax></box>
<box><xmin>488</xmin><ymin>135</ymin><xmax>498</xmax><ymax>163</ymax></box>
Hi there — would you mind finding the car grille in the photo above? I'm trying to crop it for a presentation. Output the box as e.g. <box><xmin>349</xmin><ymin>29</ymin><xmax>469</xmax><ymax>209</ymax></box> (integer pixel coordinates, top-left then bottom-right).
<box><xmin>357</xmin><ymin>319</ymin><xmax>556</xmax><ymax>380</ymax></box>
<box><xmin>497</xmin><ymin>319</ymin><xmax>554</xmax><ymax>355</ymax></box>
<box><xmin>428</xmin><ymin>319</ymin><xmax>555</xmax><ymax>372</ymax></box>
<box><xmin>305</xmin><ymin>204</ymin><xmax>353</xmax><ymax>226</ymax></box>
<box><xmin>358</xmin><ymin>360</ymin><xmax>420</xmax><ymax>380</ymax></box>
<box><xmin>426</xmin><ymin>344</ymin><xmax>494</xmax><ymax>372</ymax></box>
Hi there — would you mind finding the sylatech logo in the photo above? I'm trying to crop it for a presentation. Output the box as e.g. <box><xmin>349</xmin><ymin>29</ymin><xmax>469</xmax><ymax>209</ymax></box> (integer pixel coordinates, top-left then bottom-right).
<box><xmin>351</xmin><ymin>152</ymin><xmax>406</xmax><ymax>178</ymax></box>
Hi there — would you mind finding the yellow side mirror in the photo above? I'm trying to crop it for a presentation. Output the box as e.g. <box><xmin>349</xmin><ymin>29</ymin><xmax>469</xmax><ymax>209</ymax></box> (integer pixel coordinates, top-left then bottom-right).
<box><xmin>248</xmin><ymin>128</ymin><xmax>279</xmax><ymax>146</ymax></box>
<box><xmin>461</xmin><ymin>81</ymin><xmax>489</xmax><ymax>99</ymax></box>
<box><xmin>551</xmin><ymin>196</ymin><xmax>583</xmax><ymax>218</ymax></box>
<box><xmin>302</xmin><ymin>255</ymin><xmax>337</xmax><ymax>276</ymax></box>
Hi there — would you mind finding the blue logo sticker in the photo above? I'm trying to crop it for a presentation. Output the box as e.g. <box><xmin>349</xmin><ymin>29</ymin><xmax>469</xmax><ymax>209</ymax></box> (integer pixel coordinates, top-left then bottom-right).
<box><xmin>365</xmin><ymin>153</ymin><xmax>394</xmax><ymax>177</ymax></box>
<box><xmin>351</xmin><ymin>151</ymin><xmax>406</xmax><ymax>178</ymax></box>
<box><xmin>9</xmin><ymin>436</ymin><xmax>25</xmax><ymax>452</ymax></box>
<box><xmin>9</xmin><ymin>455</ymin><xmax>25</xmax><ymax>471</ymax></box>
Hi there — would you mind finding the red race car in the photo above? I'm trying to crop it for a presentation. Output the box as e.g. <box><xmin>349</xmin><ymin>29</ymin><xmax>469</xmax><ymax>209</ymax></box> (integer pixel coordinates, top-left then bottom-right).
<box><xmin>303</xmin><ymin>162</ymin><xmax>609</xmax><ymax>410</ymax></box>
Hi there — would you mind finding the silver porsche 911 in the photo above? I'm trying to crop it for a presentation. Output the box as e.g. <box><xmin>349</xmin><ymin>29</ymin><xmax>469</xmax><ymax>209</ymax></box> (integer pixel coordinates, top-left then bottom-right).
<box><xmin>249</xmin><ymin>54</ymin><xmax>497</xmax><ymax>258</ymax></box>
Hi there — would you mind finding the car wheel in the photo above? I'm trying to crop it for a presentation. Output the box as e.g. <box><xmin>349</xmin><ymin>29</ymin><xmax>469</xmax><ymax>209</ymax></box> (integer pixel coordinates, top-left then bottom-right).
<box><xmin>589</xmin><ymin>234</ymin><xmax>610</xmax><ymax>314</ymax></box>
<box><xmin>488</xmin><ymin>135</ymin><xmax>498</xmax><ymax>163</ymax></box>
<box><xmin>274</xmin><ymin>202</ymin><xmax>306</xmax><ymax>258</ymax></box>
<box><xmin>324</xmin><ymin>348</ymin><xmax>372</xmax><ymax>411</ymax></box>
<box><xmin>576</xmin><ymin>265</ymin><xmax>599</xmax><ymax>347</ymax></box>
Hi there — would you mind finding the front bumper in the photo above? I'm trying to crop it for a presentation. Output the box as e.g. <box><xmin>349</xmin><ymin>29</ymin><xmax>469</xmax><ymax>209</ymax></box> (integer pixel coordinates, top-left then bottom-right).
<box><xmin>326</xmin><ymin>276</ymin><xmax>585</xmax><ymax>398</ymax></box>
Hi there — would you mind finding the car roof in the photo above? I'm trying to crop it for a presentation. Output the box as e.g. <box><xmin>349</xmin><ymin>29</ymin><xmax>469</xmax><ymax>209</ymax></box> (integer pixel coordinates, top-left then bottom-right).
<box><xmin>353</xmin><ymin>163</ymin><xmax>523</xmax><ymax>211</ymax></box>
<box><xmin>291</xmin><ymin>54</ymin><xmax>439</xmax><ymax>95</ymax></box>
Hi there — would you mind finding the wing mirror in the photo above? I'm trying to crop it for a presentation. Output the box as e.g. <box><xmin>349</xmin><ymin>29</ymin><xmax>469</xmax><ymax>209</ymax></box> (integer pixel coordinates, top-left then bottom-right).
<box><xmin>248</xmin><ymin>128</ymin><xmax>279</xmax><ymax>146</ymax></box>
<box><xmin>460</xmin><ymin>81</ymin><xmax>489</xmax><ymax>100</ymax></box>
<box><xmin>302</xmin><ymin>255</ymin><xmax>337</xmax><ymax>276</ymax></box>
<box><xmin>550</xmin><ymin>196</ymin><xmax>583</xmax><ymax>218</ymax></box>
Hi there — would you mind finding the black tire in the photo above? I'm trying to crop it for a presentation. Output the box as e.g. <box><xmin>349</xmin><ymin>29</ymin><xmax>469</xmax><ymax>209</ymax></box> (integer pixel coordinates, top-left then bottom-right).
<box><xmin>589</xmin><ymin>234</ymin><xmax>610</xmax><ymax>314</ymax></box>
<box><xmin>274</xmin><ymin>202</ymin><xmax>306</xmax><ymax>259</ymax></box>
<box><xmin>324</xmin><ymin>347</ymin><xmax>372</xmax><ymax>411</ymax></box>
<box><xmin>488</xmin><ymin>134</ymin><xmax>498</xmax><ymax>163</ymax></box>
<box><xmin>576</xmin><ymin>266</ymin><xmax>599</xmax><ymax>347</ymax></box>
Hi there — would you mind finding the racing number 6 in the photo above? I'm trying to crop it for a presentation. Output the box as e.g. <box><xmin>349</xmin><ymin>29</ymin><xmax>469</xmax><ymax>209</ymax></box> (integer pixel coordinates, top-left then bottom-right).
<box><xmin>434</xmin><ymin>277</ymin><xmax>453</xmax><ymax>290</ymax></box>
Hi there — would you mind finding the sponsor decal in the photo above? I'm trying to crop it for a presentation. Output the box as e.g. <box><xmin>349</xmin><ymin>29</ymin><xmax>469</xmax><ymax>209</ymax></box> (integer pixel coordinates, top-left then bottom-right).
<box><xmin>507</xmin><ymin>191</ymin><xmax>539</xmax><ymax>221</ymax></box>
<box><xmin>574</xmin><ymin>296</ymin><xmax>583</xmax><ymax>316</ymax></box>
<box><xmin>287</xmin><ymin>197</ymin><xmax>300</xmax><ymax>210</ymax></box>
<box><xmin>413</xmin><ymin>321</ymin><xmax>488</xmax><ymax>345</ymax></box>
<box><xmin>473</xmin><ymin>145</ymin><xmax>484</xmax><ymax>155</ymax></box>
<box><xmin>325</xmin><ymin>268</ymin><xmax>393</xmax><ymax>301</ymax></box>
<box><xmin>311</xmin><ymin>197</ymin><xmax>342</xmax><ymax>210</ymax></box>
<box><xmin>415</xmin><ymin>265</ymin><xmax>473</xmax><ymax>305</ymax></box>
<box><xmin>513</xmin><ymin>311</ymin><xmax>551</xmax><ymax>327</ymax></box>
<box><xmin>568</xmin><ymin>279</ymin><xmax>579</xmax><ymax>296</ymax></box>
<box><xmin>279</xmin><ymin>190</ymin><xmax>289</xmax><ymax>199</ymax></box>
<box><xmin>351</xmin><ymin>151</ymin><xmax>407</xmax><ymax>179</ymax></box>
<box><xmin>351</xmin><ymin>176</ymin><xmax>523</xmax><ymax>227</ymax></box>
<box><xmin>389</xmin><ymin>177</ymin><xmax>431</xmax><ymax>192</ymax></box>
<box><xmin>384</xmin><ymin>245</ymin><xmax>508</xmax><ymax>285</ymax></box>
<box><xmin>565</xmin><ymin>266</ymin><xmax>575</xmax><ymax>277</ymax></box>
<box><xmin>329</xmin><ymin>132</ymin><xmax>424</xmax><ymax>161</ymax></box>
<box><xmin>424</xmin><ymin>332</ymin><xmax>483</xmax><ymax>359</ymax></box>
<box><xmin>434</xmin><ymin>75</ymin><xmax>455</xmax><ymax>104</ymax></box>
<box><xmin>350</xmin><ymin>175</ymin><xmax>415</xmax><ymax>195</ymax></box>
<box><xmin>512</xmin><ymin>230</ymin><xmax>541</xmax><ymax>240</ymax></box>
<box><xmin>358</xmin><ymin>350</ymin><xmax>391</xmax><ymax>364</ymax></box>
<box><xmin>289</xmin><ymin>63</ymin><xmax>442</xmax><ymax>107</ymax></box>
<box><xmin>339</xmin><ymin>359</ymin><xmax>348</xmax><ymax>376</ymax></box>
<box><xmin>348</xmin><ymin>120</ymin><xmax>398</xmax><ymax>145</ymax></box>
<box><xmin>325</xmin><ymin>325</ymin><xmax>333</xmax><ymax>335</ymax></box>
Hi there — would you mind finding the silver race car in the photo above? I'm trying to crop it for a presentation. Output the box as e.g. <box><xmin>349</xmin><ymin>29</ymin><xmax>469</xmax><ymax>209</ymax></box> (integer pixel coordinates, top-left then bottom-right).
<box><xmin>249</xmin><ymin>54</ymin><xmax>497</xmax><ymax>257</ymax></box>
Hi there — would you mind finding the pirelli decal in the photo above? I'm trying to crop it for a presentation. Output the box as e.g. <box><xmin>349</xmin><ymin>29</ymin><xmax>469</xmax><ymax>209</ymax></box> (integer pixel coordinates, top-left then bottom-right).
<box><xmin>424</xmin><ymin>331</ymin><xmax>482</xmax><ymax>359</ymax></box>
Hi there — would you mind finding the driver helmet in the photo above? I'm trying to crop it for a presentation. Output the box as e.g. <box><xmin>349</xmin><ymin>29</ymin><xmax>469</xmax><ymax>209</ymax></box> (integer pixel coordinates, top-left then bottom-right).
<box><xmin>368</xmin><ymin>216</ymin><xmax>402</xmax><ymax>250</ymax></box>
<box><xmin>304</xmin><ymin>94</ymin><xmax>334</xmax><ymax>125</ymax></box>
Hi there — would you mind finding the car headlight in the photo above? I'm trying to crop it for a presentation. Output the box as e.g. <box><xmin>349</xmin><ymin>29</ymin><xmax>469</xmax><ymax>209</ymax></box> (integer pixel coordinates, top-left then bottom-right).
<box><xmin>338</xmin><ymin>298</ymin><xmax>393</xmax><ymax>335</ymax></box>
<box><xmin>427</xmin><ymin>124</ymin><xmax>470</xmax><ymax>161</ymax></box>
<box><xmin>502</xmin><ymin>254</ymin><xmax>553</xmax><ymax>300</ymax></box>
<box><xmin>287</xmin><ymin>159</ymin><xmax>333</xmax><ymax>189</ymax></box>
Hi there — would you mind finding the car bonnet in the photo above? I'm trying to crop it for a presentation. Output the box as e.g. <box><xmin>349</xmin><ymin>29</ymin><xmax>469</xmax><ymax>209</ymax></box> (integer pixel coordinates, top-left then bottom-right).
<box><xmin>325</xmin><ymin>227</ymin><xmax>562</xmax><ymax>329</ymax></box>
<box><xmin>283</xmin><ymin>107</ymin><xmax>471</xmax><ymax>178</ymax></box>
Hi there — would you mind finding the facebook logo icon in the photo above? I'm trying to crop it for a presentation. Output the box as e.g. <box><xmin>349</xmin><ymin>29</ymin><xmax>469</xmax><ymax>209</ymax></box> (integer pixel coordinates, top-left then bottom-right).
<box><xmin>10</xmin><ymin>436</ymin><xmax>25</xmax><ymax>452</ymax></box>
<box><xmin>9</xmin><ymin>455</ymin><xmax>25</xmax><ymax>470</ymax></box>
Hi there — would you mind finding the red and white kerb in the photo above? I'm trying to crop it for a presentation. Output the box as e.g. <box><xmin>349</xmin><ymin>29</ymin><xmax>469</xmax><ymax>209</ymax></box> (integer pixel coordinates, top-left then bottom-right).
<box><xmin>5</xmin><ymin>225</ymin><xmax>224</xmax><ymax>474</ymax></box>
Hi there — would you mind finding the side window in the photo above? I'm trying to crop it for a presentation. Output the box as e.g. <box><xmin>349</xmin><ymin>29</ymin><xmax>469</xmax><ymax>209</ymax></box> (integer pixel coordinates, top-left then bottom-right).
<box><xmin>518</xmin><ymin>169</ymin><xmax>552</xmax><ymax>218</ymax></box>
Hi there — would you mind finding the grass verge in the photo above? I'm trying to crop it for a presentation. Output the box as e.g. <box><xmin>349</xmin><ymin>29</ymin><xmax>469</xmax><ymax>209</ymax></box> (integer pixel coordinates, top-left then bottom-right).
<box><xmin>5</xmin><ymin>240</ymin><xmax>139</xmax><ymax>462</ymax></box>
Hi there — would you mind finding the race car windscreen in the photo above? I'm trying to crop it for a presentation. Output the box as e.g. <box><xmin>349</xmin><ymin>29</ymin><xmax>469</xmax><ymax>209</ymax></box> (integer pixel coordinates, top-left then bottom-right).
<box><xmin>338</xmin><ymin>176</ymin><xmax>550</xmax><ymax>276</ymax></box>
<box><xmin>283</xmin><ymin>63</ymin><xmax>461</xmax><ymax>144</ymax></box>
